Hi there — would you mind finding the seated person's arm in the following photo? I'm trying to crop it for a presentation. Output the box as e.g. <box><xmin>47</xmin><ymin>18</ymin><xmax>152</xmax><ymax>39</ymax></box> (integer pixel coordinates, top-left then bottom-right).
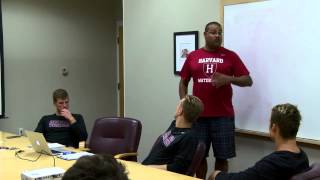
<box><xmin>208</xmin><ymin>170</ymin><xmax>221</xmax><ymax>180</ymax></box>
<box><xmin>69</xmin><ymin>114</ymin><xmax>88</xmax><ymax>141</ymax></box>
<box><xmin>167</xmin><ymin>137</ymin><xmax>197</xmax><ymax>174</ymax></box>
<box><xmin>61</xmin><ymin>109</ymin><xmax>88</xmax><ymax>142</ymax></box>
<box><xmin>149</xmin><ymin>135</ymin><xmax>197</xmax><ymax>174</ymax></box>
<box><xmin>214</xmin><ymin>167</ymin><xmax>261</xmax><ymax>180</ymax></box>
<box><xmin>213</xmin><ymin>155</ymin><xmax>280</xmax><ymax>180</ymax></box>
<box><xmin>35</xmin><ymin>116</ymin><xmax>45</xmax><ymax>133</ymax></box>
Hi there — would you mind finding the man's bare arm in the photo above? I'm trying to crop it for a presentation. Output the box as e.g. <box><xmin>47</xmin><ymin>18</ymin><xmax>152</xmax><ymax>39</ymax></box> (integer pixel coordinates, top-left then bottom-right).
<box><xmin>179</xmin><ymin>79</ymin><xmax>189</xmax><ymax>99</ymax></box>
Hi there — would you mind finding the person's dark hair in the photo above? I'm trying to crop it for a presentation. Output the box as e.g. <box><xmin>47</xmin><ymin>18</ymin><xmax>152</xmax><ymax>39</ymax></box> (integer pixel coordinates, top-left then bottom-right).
<box><xmin>53</xmin><ymin>89</ymin><xmax>69</xmax><ymax>103</ymax></box>
<box><xmin>205</xmin><ymin>21</ymin><xmax>222</xmax><ymax>32</ymax></box>
<box><xmin>62</xmin><ymin>154</ymin><xmax>129</xmax><ymax>180</ymax></box>
<box><xmin>182</xmin><ymin>95</ymin><xmax>204</xmax><ymax>123</ymax></box>
<box><xmin>270</xmin><ymin>103</ymin><xmax>301</xmax><ymax>139</ymax></box>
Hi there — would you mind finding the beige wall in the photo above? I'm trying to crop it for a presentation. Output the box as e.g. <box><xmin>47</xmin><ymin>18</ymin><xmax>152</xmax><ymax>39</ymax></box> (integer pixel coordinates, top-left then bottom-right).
<box><xmin>0</xmin><ymin>0</ymin><xmax>122</xmax><ymax>136</ymax></box>
<box><xmin>123</xmin><ymin>0</ymin><xmax>320</xmax><ymax>176</ymax></box>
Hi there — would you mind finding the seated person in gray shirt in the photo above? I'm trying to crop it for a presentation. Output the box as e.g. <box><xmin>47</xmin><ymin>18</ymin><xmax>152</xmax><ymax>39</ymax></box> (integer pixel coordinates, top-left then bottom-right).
<box><xmin>35</xmin><ymin>89</ymin><xmax>88</xmax><ymax>148</ymax></box>
<box><xmin>142</xmin><ymin>95</ymin><xmax>204</xmax><ymax>174</ymax></box>
<box><xmin>209</xmin><ymin>103</ymin><xmax>309</xmax><ymax>180</ymax></box>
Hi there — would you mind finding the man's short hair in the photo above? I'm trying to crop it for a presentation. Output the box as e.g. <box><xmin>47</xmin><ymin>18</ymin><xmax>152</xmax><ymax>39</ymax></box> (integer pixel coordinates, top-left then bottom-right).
<box><xmin>62</xmin><ymin>154</ymin><xmax>129</xmax><ymax>180</ymax></box>
<box><xmin>205</xmin><ymin>21</ymin><xmax>222</xmax><ymax>32</ymax></box>
<box><xmin>182</xmin><ymin>95</ymin><xmax>204</xmax><ymax>123</ymax></box>
<box><xmin>53</xmin><ymin>89</ymin><xmax>69</xmax><ymax>103</ymax></box>
<box><xmin>271</xmin><ymin>103</ymin><xmax>301</xmax><ymax>139</ymax></box>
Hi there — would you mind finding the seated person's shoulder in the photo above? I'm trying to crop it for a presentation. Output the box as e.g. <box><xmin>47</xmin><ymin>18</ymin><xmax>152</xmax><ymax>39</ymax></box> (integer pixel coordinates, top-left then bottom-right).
<box><xmin>266</xmin><ymin>150</ymin><xmax>308</xmax><ymax>161</ymax></box>
<box><xmin>39</xmin><ymin>114</ymin><xmax>56</xmax><ymax>120</ymax></box>
<box><xmin>71</xmin><ymin>113</ymin><xmax>82</xmax><ymax>116</ymax></box>
<box><xmin>255</xmin><ymin>150</ymin><xmax>309</xmax><ymax>172</ymax></box>
<box><xmin>72</xmin><ymin>114</ymin><xmax>84</xmax><ymax>119</ymax></box>
<box><xmin>187</xmin><ymin>129</ymin><xmax>198</xmax><ymax>138</ymax></box>
<box><xmin>257</xmin><ymin>151</ymin><xmax>290</xmax><ymax>164</ymax></box>
<box><xmin>181</xmin><ymin>130</ymin><xmax>198</xmax><ymax>144</ymax></box>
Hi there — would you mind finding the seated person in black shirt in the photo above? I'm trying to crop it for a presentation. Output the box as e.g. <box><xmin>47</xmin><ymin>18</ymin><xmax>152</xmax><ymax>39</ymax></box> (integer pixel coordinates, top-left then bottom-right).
<box><xmin>35</xmin><ymin>89</ymin><xmax>88</xmax><ymax>148</ymax></box>
<box><xmin>209</xmin><ymin>103</ymin><xmax>309</xmax><ymax>180</ymax></box>
<box><xmin>62</xmin><ymin>154</ymin><xmax>129</xmax><ymax>180</ymax></box>
<box><xmin>142</xmin><ymin>95</ymin><xmax>204</xmax><ymax>174</ymax></box>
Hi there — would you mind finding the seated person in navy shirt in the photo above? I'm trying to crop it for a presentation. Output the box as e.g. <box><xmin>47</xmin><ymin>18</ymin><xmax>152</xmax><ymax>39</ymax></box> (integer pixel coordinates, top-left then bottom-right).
<box><xmin>35</xmin><ymin>89</ymin><xmax>88</xmax><ymax>148</ymax></box>
<box><xmin>142</xmin><ymin>95</ymin><xmax>204</xmax><ymax>174</ymax></box>
<box><xmin>209</xmin><ymin>103</ymin><xmax>309</xmax><ymax>180</ymax></box>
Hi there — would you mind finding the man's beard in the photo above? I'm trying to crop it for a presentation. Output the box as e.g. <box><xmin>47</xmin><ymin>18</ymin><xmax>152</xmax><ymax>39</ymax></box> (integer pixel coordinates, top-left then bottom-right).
<box><xmin>207</xmin><ymin>41</ymin><xmax>221</xmax><ymax>49</ymax></box>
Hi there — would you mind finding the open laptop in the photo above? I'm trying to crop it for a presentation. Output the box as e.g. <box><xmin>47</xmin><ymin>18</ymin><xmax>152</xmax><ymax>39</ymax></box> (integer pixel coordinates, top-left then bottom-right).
<box><xmin>25</xmin><ymin>130</ymin><xmax>70</xmax><ymax>156</ymax></box>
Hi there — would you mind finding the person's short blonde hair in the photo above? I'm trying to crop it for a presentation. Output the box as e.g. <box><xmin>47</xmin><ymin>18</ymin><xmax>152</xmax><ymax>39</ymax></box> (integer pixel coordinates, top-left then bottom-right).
<box><xmin>182</xmin><ymin>95</ymin><xmax>204</xmax><ymax>123</ymax></box>
<box><xmin>53</xmin><ymin>89</ymin><xmax>68</xmax><ymax>103</ymax></box>
<box><xmin>270</xmin><ymin>103</ymin><xmax>301</xmax><ymax>139</ymax></box>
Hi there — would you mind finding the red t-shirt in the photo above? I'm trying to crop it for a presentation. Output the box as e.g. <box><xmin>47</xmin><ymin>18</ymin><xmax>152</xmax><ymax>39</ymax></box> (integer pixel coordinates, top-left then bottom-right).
<box><xmin>180</xmin><ymin>47</ymin><xmax>250</xmax><ymax>117</ymax></box>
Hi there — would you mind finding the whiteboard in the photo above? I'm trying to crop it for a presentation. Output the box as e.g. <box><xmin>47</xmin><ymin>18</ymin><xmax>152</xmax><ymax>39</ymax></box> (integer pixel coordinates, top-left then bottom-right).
<box><xmin>224</xmin><ymin>0</ymin><xmax>320</xmax><ymax>141</ymax></box>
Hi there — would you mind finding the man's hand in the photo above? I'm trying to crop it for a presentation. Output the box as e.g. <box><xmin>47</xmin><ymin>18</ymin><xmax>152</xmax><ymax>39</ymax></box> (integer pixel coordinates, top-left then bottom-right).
<box><xmin>61</xmin><ymin>109</ymin><xmax>76</xmax><ymax>124</ymax></box>
<box><xmin>211</xmin><ymin>72</ymin><xmax>232</xmax><ymax>88</ymax></box>
<box><xmin>208</xmin><ymin>170</ymin><xmax>222</xmax><ymax>180</ymax></box>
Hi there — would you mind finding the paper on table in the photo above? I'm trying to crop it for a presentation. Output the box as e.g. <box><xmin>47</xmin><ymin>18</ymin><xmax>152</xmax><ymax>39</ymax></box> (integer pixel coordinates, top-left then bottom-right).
<box><xmin>57</xmin><ymin>152</ymin><xmax>94</xmax><ymax>160</ymax></box>
<box><xmin>48</xmin><ymin>143</ymin><xmax>65</xmax><ymax>149</ymax></box>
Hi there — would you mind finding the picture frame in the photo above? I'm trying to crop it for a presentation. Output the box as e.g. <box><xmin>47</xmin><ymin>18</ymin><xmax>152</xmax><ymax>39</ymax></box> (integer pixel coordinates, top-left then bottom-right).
<box><xmin>174</xmin><ymin>31</ymin><xmax>199</xmax><ymax>75</ymax></box>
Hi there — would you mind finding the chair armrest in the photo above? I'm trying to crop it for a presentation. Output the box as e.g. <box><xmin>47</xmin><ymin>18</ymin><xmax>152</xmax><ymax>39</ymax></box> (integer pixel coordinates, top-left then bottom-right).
<box><xmin>114</xmin><ymin>152</ymin><xmax>138</xmax><ymax>161</ymax></box>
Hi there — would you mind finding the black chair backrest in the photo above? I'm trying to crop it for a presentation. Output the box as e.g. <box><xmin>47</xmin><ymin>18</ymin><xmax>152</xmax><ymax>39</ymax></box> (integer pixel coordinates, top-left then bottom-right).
<box><xmin>88</xmin><ymin>117</ymin><xmax>142</xmax><ymax>157</ymax></box>
<box><xmin>186</xmin><ymin>141</ymin><xmax>206</xmax><ymax>177</ymax></box>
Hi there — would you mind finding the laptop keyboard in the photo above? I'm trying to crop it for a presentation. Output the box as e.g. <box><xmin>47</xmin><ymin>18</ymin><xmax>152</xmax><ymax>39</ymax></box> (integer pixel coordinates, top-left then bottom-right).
<box><xmin>51</xmin><ymin>149</ymin><xmax>75</xmax><ymax>155</ymax></box>
<box><xmin>51</xmin><ymin>149</ymin><xmax>63</xmax><ymax>154</ymax></box>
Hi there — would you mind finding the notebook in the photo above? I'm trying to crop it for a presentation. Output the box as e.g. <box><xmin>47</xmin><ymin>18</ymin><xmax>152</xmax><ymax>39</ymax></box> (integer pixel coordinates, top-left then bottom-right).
<box><xmin>25</xmin><ymin>130</ymin><xmax>70</xmax><ymax>156</ymax></box>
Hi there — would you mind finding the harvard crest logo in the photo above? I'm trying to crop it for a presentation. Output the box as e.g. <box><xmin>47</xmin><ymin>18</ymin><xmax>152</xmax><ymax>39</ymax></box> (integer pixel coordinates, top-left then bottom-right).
<box><xmin>203</xmin><ymin>62</ymin><xmax>217</xmax><ymax>78</ymax></box>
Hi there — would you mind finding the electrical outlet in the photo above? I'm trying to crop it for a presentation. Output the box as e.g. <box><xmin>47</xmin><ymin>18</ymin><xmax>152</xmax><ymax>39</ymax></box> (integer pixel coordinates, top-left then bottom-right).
<box><xmin>18</xmin><ymin>128</ymin><xmax>24</xmax><ymax>136</ymax></box>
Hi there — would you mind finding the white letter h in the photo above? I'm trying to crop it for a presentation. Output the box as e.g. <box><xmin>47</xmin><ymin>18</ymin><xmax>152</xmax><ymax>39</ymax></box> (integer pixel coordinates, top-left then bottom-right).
<box><xmin>206</xmin><ymin>64</ymin><xmax>214</xmax><ymax>73</ymax></box>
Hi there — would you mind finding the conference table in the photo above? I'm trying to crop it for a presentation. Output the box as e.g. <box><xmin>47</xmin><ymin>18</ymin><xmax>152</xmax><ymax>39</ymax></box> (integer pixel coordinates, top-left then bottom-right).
<box><xmin>0</xmin><ymin>131</ymin><xmax>200</xmax><ymax>180</ymax></box>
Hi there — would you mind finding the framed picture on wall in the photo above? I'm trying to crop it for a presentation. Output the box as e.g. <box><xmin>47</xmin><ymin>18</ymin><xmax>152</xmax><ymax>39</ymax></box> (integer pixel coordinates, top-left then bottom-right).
<box><xmin>174</xmin><ymin>31</ymin><xmax>198</xmax><ymax>75</ymax></box>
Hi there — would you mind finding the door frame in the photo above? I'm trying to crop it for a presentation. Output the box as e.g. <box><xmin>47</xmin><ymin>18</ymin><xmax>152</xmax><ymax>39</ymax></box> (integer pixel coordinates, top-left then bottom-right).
<box><xmin>116</xmin><ymin>21</ymin><xmax>124</xmax><ymax>117</ymax></box>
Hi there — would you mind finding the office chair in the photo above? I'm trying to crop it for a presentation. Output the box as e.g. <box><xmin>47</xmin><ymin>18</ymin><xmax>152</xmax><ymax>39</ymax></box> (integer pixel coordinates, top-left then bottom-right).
<box><xmin>186</xmin><ymin>141</ymin><xmax>206</xmax><ymax>178</ymax></box>
<box><xmin>88</xmin><ymin>117</ymin><xmax>142</xmax><ymax>161</ymax></box>
<box><xmin>290</xmin><ymin>163</ymin><xmax>320</xmax><ymax>180</ymax></box>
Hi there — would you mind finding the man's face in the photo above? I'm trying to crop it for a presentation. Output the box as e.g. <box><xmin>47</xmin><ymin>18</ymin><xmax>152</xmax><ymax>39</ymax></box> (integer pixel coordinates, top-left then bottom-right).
<box><xmin>204</xmin><ymin>24</ymin><xmax>223</xmax><ymax>49</ymax></box>
<box><xmin>174</xmin><ymin>99</ymin><xmax>184</xmax><ymax>119</ymax></box>
<box><xmin>54</xmin><ymin>98</ymin><xmax>69</xmax><ymax>113</ymax></box>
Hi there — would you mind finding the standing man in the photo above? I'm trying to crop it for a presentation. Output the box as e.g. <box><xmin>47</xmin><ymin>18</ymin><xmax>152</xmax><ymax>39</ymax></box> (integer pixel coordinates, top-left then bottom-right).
<box><xmin>35</xmin><ymin>89</ymin><xmax>88</xmax><ymax>148</ymax></box>
<box><xmin>179</xmin><ymin>21</ymin><xmax>253</xmax><ymax>176</ymax></box>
